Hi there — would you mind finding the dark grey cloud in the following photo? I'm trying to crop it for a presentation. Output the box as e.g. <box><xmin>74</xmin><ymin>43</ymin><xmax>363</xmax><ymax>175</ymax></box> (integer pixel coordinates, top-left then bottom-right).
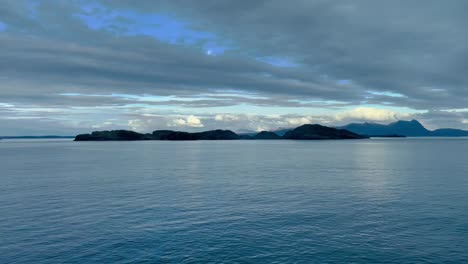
<box><xmin>1</xmin><ymin>0</ymin><xmax>468</xmax><ymax>134</ymax></box>
<box><xmin>100</xmin><ymin>0</ymin><xmax>468</xmax><ymax>109</ymax></box>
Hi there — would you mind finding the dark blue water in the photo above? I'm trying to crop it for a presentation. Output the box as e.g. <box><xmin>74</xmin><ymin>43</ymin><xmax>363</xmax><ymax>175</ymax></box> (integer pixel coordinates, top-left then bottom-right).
<box><xmin>1</xmin><ymin>138</ymin><xmax>468</xmax><ymax>263</ymax></box>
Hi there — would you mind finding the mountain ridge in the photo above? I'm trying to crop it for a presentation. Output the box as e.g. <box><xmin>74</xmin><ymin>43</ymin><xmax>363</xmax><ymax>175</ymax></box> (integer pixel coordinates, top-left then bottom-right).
<box><xmin>340</xmin><ymin>120</ymin><xmax>468</xmax><ymax>137</ymax></box>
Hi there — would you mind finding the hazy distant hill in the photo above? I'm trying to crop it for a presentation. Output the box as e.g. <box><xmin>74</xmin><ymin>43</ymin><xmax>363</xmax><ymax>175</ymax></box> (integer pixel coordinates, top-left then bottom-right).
<box><xmin>235</xmin><ymin>129</ymin><xmax>257</xmax><ymax>135</ymax></box>
<box><xmin>272</xmin><ymin>128</ymin><xmax>292</xmax><ymax>136</ymax></box>
<box><xmin>340</xmin><ymin>120</ymin><xmax>468</xmax><ymax>137</ymax></box>
<box><xmin>430</xmin><ymin>128</ymin><xmax>468</xmax><ymax>137</ymax></box>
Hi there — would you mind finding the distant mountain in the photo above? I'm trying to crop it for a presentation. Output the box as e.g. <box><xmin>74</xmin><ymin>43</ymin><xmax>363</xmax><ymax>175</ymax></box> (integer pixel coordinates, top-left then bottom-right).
<box><xmin>235</xmin><ymin>129</ymin><xmax>257</xmax><ymax>135</ymax></box>
<box><xmin>272</xmin><ymin>128</ymin><xmax>293</xmax><ymax>136</ymax></box>
<box><xmin>431</xmin><ymin>128</ymin><xmax>468</xmax><ymax>137</ymax></box>
<box><xmin>282</xmin><ymin>124</ymin><xmax>367</xmax><ymax>140</ymax></box>
<box><xmin>340</xmin><ymin>120</ymin><xmax>468</xmax><ymax>137</ymax></box>
<box><xmin>253</xmin><ymin>131</ymin><xmax>281</xmax><ymax>140</ymax></box>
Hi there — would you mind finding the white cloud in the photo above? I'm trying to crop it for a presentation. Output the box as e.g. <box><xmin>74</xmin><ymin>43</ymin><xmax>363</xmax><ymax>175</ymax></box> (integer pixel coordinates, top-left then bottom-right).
<box><xmin>284</xmin><ymin>117</ymin><xmax>313</xmax><ymax>126</ymax></box>
<box><xmin>91</xmin><ymin>121</ymin><xmax>113</xmax><ymax>129</ymax></box>
<box><xmin>442</xmin><ymin>108</ymin><xmax>468</xmax><ymax>113</ymax></box>
<box><xmin>0</xmin><ymin>103</ymin><xmax>14</xmax><ymax>108</ymax></box>
<box><xmin>128</xmin><ymin>119</ymin><xmax>147</xmax><ymax>131</ymax></box>
<box><xmin>334</xmin><ymin>107</ymin><xmax>410</xmax><ymax>122</ymax></box>
<box><xmin>212</xmin><ymin>113</ymin><xmax>315</xmax><ymax>131</ymax></box>
<box><xmin>214</xmin><ymin>114</ymin><xmax>240</xmax><ymax>122</ymax></box>
<box><xmin>168</xmin><ymin>115</ymin><xmax>204</xmax><ymax>128</ymax></box>
<box><xmin>254</xmin><ymin>126</ymin><xmax>269</xmax><ymax>132</ymax></box>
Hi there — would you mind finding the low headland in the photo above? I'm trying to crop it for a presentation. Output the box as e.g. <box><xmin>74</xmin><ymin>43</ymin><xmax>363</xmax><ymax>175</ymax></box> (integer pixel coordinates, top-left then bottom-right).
<box><xmin>75</xmin><ymin>124</ymin><xmax>367</xmax><ymax>141</ymax></box>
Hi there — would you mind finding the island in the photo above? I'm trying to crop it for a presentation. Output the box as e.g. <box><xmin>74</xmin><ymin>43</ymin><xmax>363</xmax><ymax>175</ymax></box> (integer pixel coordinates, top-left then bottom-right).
<box><xmin>74</xmin><ymin>124</ymin><xmax>367</xmax><ymax>141</ymax></box>
<box><xmin>282</xmin><ymin>124</ymin><xmax>367</xmax><ymax>140</ymax></box>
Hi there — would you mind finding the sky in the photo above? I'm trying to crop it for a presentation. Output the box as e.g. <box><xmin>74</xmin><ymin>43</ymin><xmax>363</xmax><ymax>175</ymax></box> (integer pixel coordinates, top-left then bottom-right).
<box><xmin>1</xmin><ymin>0</ymin><xmax>468</xmax><ymax>135</ymax></box>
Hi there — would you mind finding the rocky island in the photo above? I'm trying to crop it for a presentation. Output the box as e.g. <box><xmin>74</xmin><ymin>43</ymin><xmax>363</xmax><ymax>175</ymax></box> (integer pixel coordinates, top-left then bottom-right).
<box><xmin>282</xmin><ymin>124</ymin><xmax>367</xmax><ymax>140</ymax></box>
<box><xmin>75</xmin><ymin>124</ymin><xmax>367</xmax><ymax>141</ymax></box>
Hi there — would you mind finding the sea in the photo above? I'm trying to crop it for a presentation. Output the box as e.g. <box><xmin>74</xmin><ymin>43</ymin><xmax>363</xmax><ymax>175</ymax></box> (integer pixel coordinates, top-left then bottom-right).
<box><xmin>1</xmin><ymin>138</ymin><xmax>467</xmax><ymax>263</ymax></box>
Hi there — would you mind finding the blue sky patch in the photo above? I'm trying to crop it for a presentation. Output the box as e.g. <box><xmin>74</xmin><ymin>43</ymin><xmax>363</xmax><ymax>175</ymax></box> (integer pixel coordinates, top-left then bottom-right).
<box><xmin>0</xmin><ymin>21</ymin><xmax>7</xmax><ymax>31</ymax></box>
<box><xmin>75</xmin><ymin>2</ymin><xmax>227</xmax><ymax>54</ymax></box>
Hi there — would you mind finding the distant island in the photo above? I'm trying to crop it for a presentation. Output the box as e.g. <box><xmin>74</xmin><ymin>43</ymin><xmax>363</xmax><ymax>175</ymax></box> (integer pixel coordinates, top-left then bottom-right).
<box><xmin>8</xmin><ymin>120</ymin><xmax>466</xmax><ymax>142</ymax></box>
<box><xmin>0</xmin><ymin>136</ymin><xmax>75</xmax><ymax>139</ymax></box>
<box><xmin>339</xmin><ymin>120</ymin><xmax>468</xmax><ymax>137</ymax></box>
<box><xmin>75</xmin><ymin>124</ymin><xmax>367</xmax><ymax>141</ymax></box>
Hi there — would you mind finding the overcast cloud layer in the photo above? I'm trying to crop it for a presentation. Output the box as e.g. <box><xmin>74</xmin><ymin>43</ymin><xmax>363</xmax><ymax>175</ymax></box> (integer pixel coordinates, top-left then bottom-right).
<box><xmin>1</xmin><ymin>0</ymin><xmax>467</xmax><ymax>135</ymax></box>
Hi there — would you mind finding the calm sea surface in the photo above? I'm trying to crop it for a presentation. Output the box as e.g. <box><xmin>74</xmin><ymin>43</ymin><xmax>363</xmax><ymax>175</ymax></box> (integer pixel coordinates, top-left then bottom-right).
<box><xmin>1</xmin><ymin>138</ymin><xmax>468</xmax><ymax>263</ymax></box>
